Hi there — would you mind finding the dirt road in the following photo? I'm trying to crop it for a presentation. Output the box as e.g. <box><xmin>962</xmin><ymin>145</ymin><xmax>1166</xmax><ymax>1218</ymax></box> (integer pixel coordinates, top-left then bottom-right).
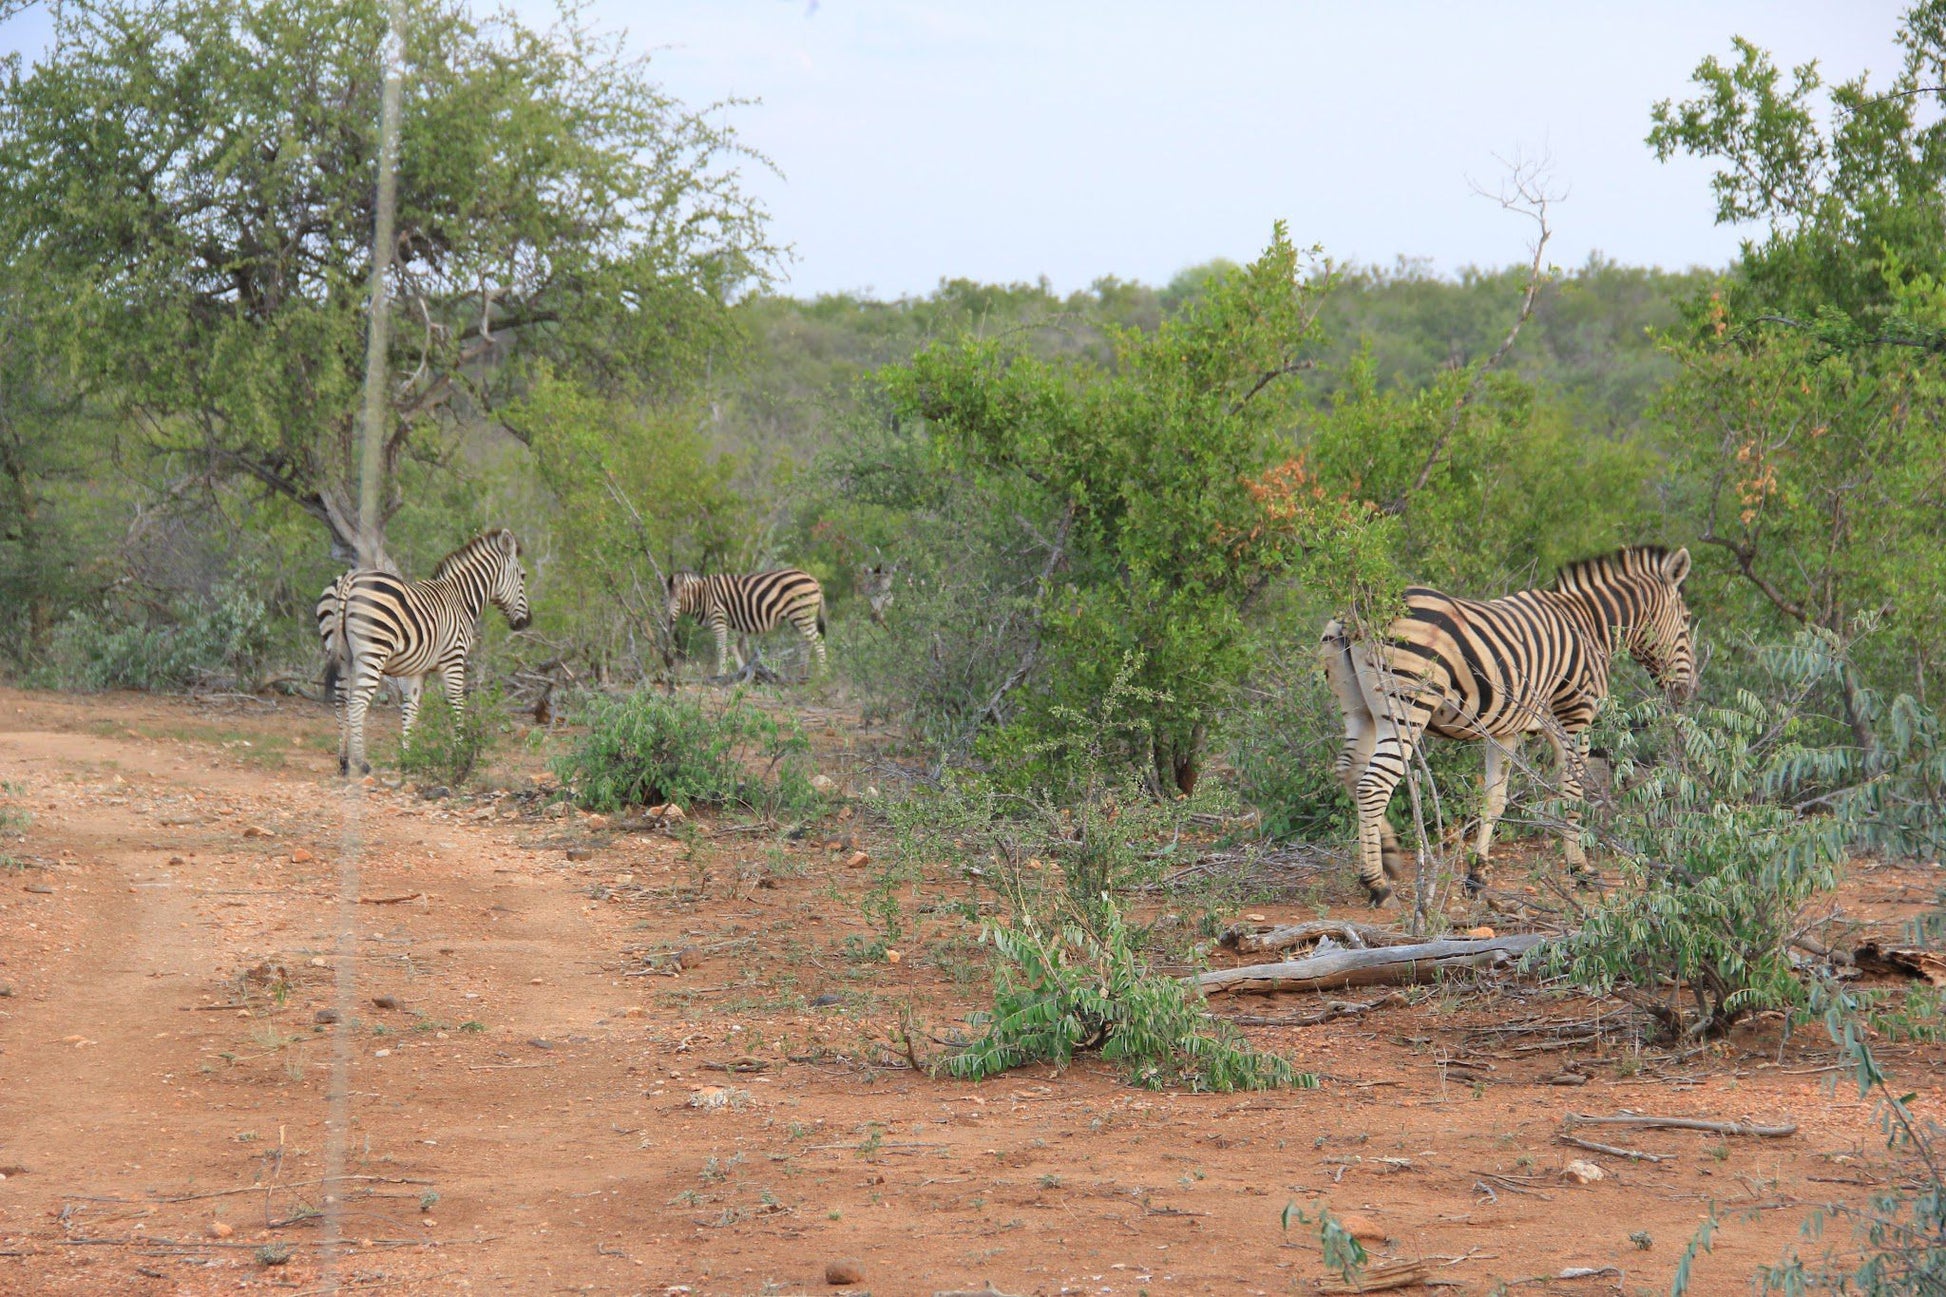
<box><xmin>1</xmin><ymin>686</ymin><xmax>1937</xmax><ymax>1296</ymax></box>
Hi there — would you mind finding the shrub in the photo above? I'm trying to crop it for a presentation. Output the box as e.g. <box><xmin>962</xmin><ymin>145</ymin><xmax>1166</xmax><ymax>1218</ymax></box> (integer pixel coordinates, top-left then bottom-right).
<box><xmin>554</xmin><ymin>687</ymin><xmax>820</xmax><ymax>817</ymax></box>
<box><xmin>942</xmin><ymin>902</ymin><xmax>1311</xmax><ymax>1092</ymax></box>
<box><xmin>1552</xmin><ymin>660</ymin><xmax>1850</xmax><ymax>1040</ymax></box>
<box><xmin>35</xmin><ymin>585</ymin><xmax>270</xmax><ymax>692</ymax></box>
<box><xmin>1758</xmin><ymin>980</ymin><xmax>1946</xmax><ymax>1296</ymax></box>
<box><xmin>395</xmin><ymin>685</ymin><xmax>505</xmax><ymax>788</ymax></box>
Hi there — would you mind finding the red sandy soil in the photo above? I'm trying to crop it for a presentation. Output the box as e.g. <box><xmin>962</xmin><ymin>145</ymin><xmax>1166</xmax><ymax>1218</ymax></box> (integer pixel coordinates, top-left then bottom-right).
<box><xmin>0</xmin><ymin>684</ymin><xmax>1940</xmax><ymax>1297</ymax></box>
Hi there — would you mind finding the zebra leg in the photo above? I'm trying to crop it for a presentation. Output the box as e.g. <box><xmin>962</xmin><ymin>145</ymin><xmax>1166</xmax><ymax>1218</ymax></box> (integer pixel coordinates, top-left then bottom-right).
<box><xmin>711</xmin><ymin>615</ymin><xmax>732</xmax><ymax>677</ymax></box>
<box><xmin>805</xmin><ymin>623</ymin><xmax>827</xmax><ymax>675</ymax></box>
<box><xmin>1351</xmin><ymin>645</ymin><xmax>1426</xmax><ymax>908</ymax></box>
<box><xmin>344</xmin><ymin>666</ymin><xmax>385</xmax><ymax>777</ymax></box>
<box><xmin>1322</xmin><ymin>623</ymin><xmax>1404</xmax><ymax>905</ymax></box>
<box><xmin>1547</xmin><ymin>725</ymin><xmax>1596</xmax><ymax>884</ymax></box>
<box><xmin>1469</xmin><ymin>738</ymin><xmax>1515</xmax><ymax>892</ymax></box>
<box><xmin>397</xmin><ymin>675</ymin><xmax>427</xmax><ymax>754</ymax></box>
<box><xmin>335</xmin><ymin>666</ymin><xmax>353</xmax><ymax>777</ymax></box>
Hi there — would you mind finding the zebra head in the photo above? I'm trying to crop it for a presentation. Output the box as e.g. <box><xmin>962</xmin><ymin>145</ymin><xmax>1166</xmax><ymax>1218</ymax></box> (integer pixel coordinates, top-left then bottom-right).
<box><xmin>486</xmin><ymin>528</ymin><xmax>532</xmax><ymax>630</ymax></box>
<box><xmin>1625</xmin><ymin>546</ymin><xmax>1695</xmax><ymax>702</ymax></box>
<box><xmin>667</xmin><ymin>571</ymin><xmax>702</xmax><ymax>621</ymax></box>
<box><xmin>859</xmin><ymin>563</ymin><xmax>895</xmax><ymax>624</ymax></box>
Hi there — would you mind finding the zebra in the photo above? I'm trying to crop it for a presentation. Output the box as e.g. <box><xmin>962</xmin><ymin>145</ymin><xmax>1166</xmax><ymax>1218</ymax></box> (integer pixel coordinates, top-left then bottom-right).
<box><xmin>317</xmin><ymin>528</ymin><xmax>532</xmax><ymax>776</ymax></box>
<box><xmin>667</xmin><ymin>568</ymin><xmax>826</xmax><ymax>678</ymax></box>
<box><xmin>1319</xmin><ymin>546</ymin><xmax>1695</xmax><ymax>906</ymax></box>
<box><xmin>858</xmin><ymin>563</ymin><xmax>896</xmax><ymax>625</ymax></box>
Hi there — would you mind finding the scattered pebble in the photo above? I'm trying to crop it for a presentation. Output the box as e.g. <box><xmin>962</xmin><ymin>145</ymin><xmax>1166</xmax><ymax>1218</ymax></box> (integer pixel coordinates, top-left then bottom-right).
<box><xmin>846</xmin><ymin>850</ymin><xmax>871</xmax><ymax>869</ymax></box>
<box><xmin>371</xmin><ymin>996</ymin><xmax>399</xmax><ymax>1010</ymax></box>
<box><xmin>566</xmin><ymin>847</ymin><xmax>594</xmax><ymax>862</ymax></box>
<box><xmin>824</xmin><ymin>1258</ymin><xmax>863</xmax><ymax>1285</ymax></box>
<box><xmin>314</xmin><ymin>1009</ymin><xmax>340</xmax><ymax>1025</ymax></box>
<box><xmin>1562</xmin><ymin>1159</ymin><xmax>1606</xmax><ymax>1184</ymax></box>
<box><xmin>206</xmin><ymin>1221</ymin><xmax>233</xmax><ymax>1239</ymax></box>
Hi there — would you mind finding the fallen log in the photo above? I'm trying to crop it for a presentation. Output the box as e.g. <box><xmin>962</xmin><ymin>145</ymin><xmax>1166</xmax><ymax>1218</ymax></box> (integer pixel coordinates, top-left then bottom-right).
<box><xmin>1191</xmin><ymin>933</ymin><xmax>1549</xmax><ymax>997</ymax></box>
<box><xmin>1223</xmin><ymin>919</ymin><xmax>1416</xmax><ymax>955</ymax></box>
<box><xmin>1853</xmin><ymin>942</ymin><xmax>1946</xmax><ymax>987</ymax></box>
<box><xmin>1565</xmin><ymin>1113</ymin><xmax>1796</xmax><ymax>1138</ymax></box>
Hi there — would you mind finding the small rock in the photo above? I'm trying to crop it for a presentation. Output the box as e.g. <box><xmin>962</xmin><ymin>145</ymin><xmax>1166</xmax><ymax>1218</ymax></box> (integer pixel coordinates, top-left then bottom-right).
<box><xmin>290</xmin><ymin>847</ymin><xmax>314</xmax><ymax>864</ymax></box>
<box><xmin>314</xmin><ymin>1008</ymin><xmax>340</xmax><ymax>1025</ymax></box>
<box><xmin>884</xmin><ymin>949</ymin><xmax>902</xmax><ymax>964</ymax></box>
<box><xmin>566</xmin><ymin>847</ymin><xmax>594</xmax><ymax>862</ymax></box>
<box><xmin>530</xmin><ymin>977</ymin><xmax>544</xmax><ymax>985</ymax></box>
<box><xmin>1334</xmin><ymin>1212</ymin><xmax>1387</xmax><ymax>1244</ymax></box>
<box><xmin>1545</xmin><ymin>1071</ymin><xmax>1591</xmax><ymax>1086</ymax></box>
<box><xmin>373</xmin><ymin>1048</ymin><xmax>390</xmax><ymax>1058</ymax></box>
<box><xmin>810</xmin><ymin>775</ymin><xmax>836</xmax><ymax>793</ymax></box>
<box><xmin>24</xmin><ymin>883</ymin><xmax>53</xmax><ymax>894</ymax></box>
<box><xmin>1561</xmin><ymin>1159</ymin><xmax>1606</xmax><ymax>1184</ymax></box>
<box><xmin>661</xmin><ymin>804</ymin><xmax>685</xmax><ymax>822</ymax></box>
<box><xmin>621</xmin><ymin>1006</ymin><xmax>647</xmax><ymax>1018</ymax></box>
<box><xmin>528</xmin><ymin>1038</ymin><xmax>553</xmax><ymax>1050</ymax></box>
<box><xmin>808</xmin><ymin>993</ymin><xmax>841</xmax><ymax>1008</ymax></box>
<box><xmin>587</xmin><ymin>814</ymin><xmax>611</xmax><ymax>829</ymax></box>
<box><xmin>166</xmin><ymin>856</ymin><xmax>186</xmax><ymax>867</ymax></box>
<box><xmin>645</xmin><ymin>803</ymin><xmax>667</xmax><ymax>817</ymax></box>
<box><xmin>420</xmin><ymin>786</ymin><xmax>450</xmax><ymax>801</ymax></box>
<box><xmin>308</xmin><ymin>956</ymin><xmax>329</xmax><ymax>968</ymax></box>
<box><xmin>864</xmin><ymin>785</ymin><xmax>880</xmax><ymax>799</ymax></box>
<box><xmin>846</xmin><ymin>850</ymin><xmax>871</xmax><ymax>869</ymax></box>
<box><xmin>824</xmin><ymin>1258</ymin><xmax>864</xmax><ymax>1285</ymax></box>
<box><xmin>1245</xmin><ymin>912</ymin><xmax>1267</xmax><ymax>922</ymax></box>
<box><xmin>242</xmin><ymin>825</ymin><xmax>273</xmax><ymax>838</ymax></box>
<box><xmin>421</xmin><ymin>1217</ymin><xmax>436</xmax><ymax>1229</ymax></box>
<box><xmin>207</xmin><ymin>1221</ymin><xmax>233</xmax><ymax>1239</ymax></box>
<box><xmin>1463</xmin><ymin>925</ymin><xmax>1497</xmax><ymax>939</ymax></box>
<box><xmin>614</xmin><ymin>873</ymin><xmax>634</xmax><ymax>884</ymax></box>
<box><xmin>371</xmin><ymin>995</ymin><xmax>399</xmax><ymax>1011</ymax></box>
<box><xmin>675</xmin><ymin>946</ymin><xmax>703</xmax><ymax>971</ymax></box>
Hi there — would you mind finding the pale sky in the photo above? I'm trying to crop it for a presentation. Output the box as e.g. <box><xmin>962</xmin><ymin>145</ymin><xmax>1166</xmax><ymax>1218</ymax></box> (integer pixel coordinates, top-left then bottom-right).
<box><xmin>0</xmin><ymin>2</ymin><xmax>1910</xmax><ymax>298</ymax></box>
<box><xmin>589</xmin><ymin>2</ymin><xmax>1907</xmax><ymax>296</ymax></box>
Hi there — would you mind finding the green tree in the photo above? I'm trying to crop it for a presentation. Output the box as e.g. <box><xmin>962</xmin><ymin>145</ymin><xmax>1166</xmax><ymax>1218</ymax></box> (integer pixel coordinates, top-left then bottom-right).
<box><xmin>0</xmin><ymin>0</ymin><xmax>773</xmax><ymax>562</ymax></box>
<box><xmin>881</xmin><ymin>225</ymin><xmax>1332</xmax><ymax>792</ymax></box>
<box><xmin>1649</xmin><ymin>3</ymin><xmax>1946</xmax><ymax>735</ymax></box>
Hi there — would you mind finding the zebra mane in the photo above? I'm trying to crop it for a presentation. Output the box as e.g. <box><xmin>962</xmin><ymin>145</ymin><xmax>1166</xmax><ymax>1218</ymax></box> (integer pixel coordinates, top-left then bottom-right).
<box><xmin>431</xmin><ymin>529</ymin><xmax>512</xmax><ymax>581</ymax></box>
<box><xmin>1551</xmin><ymin>546</ymin><xmax>1674</xmax><ymax>592</ymax></box>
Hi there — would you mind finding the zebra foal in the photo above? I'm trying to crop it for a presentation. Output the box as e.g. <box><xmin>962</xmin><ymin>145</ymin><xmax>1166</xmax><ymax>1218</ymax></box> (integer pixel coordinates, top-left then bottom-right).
<box><xmin>667</xmin><ymin>569</ymin><xmax>826</xmax><ymax>678</ymax></box>
<box><xmin>1320</xmin><ymin>546</ymin><xmax>1695</xmax><ymax>906</ymax></box>
<box><xmin>317</xmin><ymin>528</ymin><xmax>532</xmax><ymax>776</ymax></box>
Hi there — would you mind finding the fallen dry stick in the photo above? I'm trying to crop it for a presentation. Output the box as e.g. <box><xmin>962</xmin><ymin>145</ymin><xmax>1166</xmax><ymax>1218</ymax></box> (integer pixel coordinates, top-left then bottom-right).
<box><xmin>357</xmin><ymin>892</ymin><xmax>425</xmax><ymax>905</ymax></box>
<box><xmin>1192</xmin><ymin>934</ymin><xmax>1548</xmax><ymax>997</ymax></box>
<box><xmin>1221</xmin><ymin>991</ymin><xmax>1408</xmax><ymax>1027</ymax></box>
<box><xmin>1318</xmin><ymin>1259</ymin><xmax>1432</xmax><ymax>1293</ymax></box>
<box><xmin>1557</xmin><ymin>1133</ymin><xmax>1669</xmax><ymax>1163</ymax></box>
<box><xmin>1566</xmin><ymin>1113</ymin><xmax>1796</xmax><ymax>1138</ymax></box>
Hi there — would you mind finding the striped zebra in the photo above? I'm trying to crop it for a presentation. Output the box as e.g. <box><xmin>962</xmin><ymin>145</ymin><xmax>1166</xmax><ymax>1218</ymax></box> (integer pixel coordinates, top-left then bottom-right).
<box><xmin>317</xmin><ymin>529</ymin><xmax>532</xmax><ymax>776</ymax></box>
<box><xmin>858</xmin><ymin>563</ymin><xmax>896</xmax><ymax>625</ymax></box>
<box><xmin>1320</xmin><ymin>546</ymin><xmax>1695</xmax><ymax>906</ymax></box>
<box><xmin>667</xmin><ymin>569</ymin><xmax>826</xmax><ymax>677</ymax></box>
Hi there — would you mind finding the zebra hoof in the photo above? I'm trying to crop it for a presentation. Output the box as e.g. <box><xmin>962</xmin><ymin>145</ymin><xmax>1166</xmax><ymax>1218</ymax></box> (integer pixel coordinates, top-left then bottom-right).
<box><xmin>338</xmin><ymin>759</ymin><xmax>350</xmax><ymax>778</ymax></box>
<box><xmin>1463</xmin><ymin>872</ymin><xmax>1490</xmax><ymax>895</ymax></box>
<box><xmin>1364</xmin><ymin>882</ymin><xmax>1394</xmax><ymax>908</ymax></box>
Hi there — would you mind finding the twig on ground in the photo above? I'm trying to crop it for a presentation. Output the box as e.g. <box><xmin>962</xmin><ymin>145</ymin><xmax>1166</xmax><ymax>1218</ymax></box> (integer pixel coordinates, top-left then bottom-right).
<box><xmin>1566</xmin><ymin>1113</ymin><xmax>1796</xmax><ymax>1137</ymax></box>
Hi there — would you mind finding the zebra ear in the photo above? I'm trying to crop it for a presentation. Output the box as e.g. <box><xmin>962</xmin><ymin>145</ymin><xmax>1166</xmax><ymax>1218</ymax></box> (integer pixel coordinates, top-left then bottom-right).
<box><xmin>494</xmin><ymin>528</ymin><xmax>517</xmax><ymax>558</ymax></box>
<box><xmin>1663</xmin><ymin>547</ymin><xmax>1692</xmax><ymax>585</ymax></box>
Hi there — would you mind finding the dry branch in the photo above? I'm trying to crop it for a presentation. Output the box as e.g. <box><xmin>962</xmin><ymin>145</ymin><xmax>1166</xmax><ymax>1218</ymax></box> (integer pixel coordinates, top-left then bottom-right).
<box><xmin>1191</xmin><ymin>933</ymin><xmax>1547</xmax><ymax>997</ymax></box>
<box><xmin>1556</xmin><ymin>1134</ymin><xmax>1669</xmax><ymax>1163</ymax></box>
<box><xmin>1318</xmin><ymin>1259</ymin><xmax>1433</xmax><ymax>1293</ymax></box>
<box><xmin>1220</xmin><ymin>991</ymin><xmax>1408</xmax><ymax>1027</ymax></box>
<box><xmin>1853</xmin><ymin>941</ymin><xmax>1946</xmax><ymax>986</ymax></box>
<box><xmin>1565</xmin><ymin>1113</ymin><xmax>1796</xmax><ymax>1138</ymax></box>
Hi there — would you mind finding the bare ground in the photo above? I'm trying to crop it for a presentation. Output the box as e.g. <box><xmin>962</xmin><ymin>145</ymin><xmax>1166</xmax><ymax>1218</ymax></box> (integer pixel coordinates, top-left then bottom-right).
<box><xmin>0</xmin><ymin>684</ymin><xmax>1940</xmax><ymax>1297</ymax></box>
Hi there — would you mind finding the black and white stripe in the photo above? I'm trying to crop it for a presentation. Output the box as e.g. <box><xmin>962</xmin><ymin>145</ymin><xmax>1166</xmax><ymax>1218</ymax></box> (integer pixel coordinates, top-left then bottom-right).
<box><xmin>667</xmin><ymin>569</ymin><xmax>826</xmax><ymax>676</ymax></box>
<box><xmin>318</xmin><ymin>529</ymin><xmax>532</xmax><ymax>776</ymax></box>
<box><xmin>1320</xmin><ymin>546</ymin><xmax>1695</xmax><ymax>905</ymax></box>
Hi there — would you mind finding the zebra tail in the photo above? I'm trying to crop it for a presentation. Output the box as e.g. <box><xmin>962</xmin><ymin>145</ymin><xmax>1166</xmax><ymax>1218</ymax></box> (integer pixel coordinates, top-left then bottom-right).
<box><xmin>817</xmin><ymin>599</ymin><xmax>826</xmax><ymax>638</ymax></box>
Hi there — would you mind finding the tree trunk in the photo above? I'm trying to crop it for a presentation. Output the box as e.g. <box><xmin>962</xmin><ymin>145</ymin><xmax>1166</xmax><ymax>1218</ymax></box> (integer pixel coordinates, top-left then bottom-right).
<box><xmin>1154</xmin><ymin>723</ymin><xmax>1205</xmax><ymax>797</ymax></box>
<box><xmin>1189</xmin><ymin>933</ymin><xmax>1549</xmax><ymax>996</ymax></box>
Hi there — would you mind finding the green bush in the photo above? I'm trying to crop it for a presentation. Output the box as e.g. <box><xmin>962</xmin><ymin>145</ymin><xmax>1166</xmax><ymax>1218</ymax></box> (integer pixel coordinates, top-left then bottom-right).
<box><xmin>1551</xmin><ymin>656</ymin><xmax>1851</xmax><ymax>1039</ymax></box>
<box><xmin>1757</xmin><ymin>980</ymin><xmax>1946</xmax><ymax>1297</ymax></box>
<box><xmin>34</xmin><ymin>585</ymin><xmax>270</xmax><ymax>692</ymax></box>
<box><xmin>942</xmin><ymin>903</ymin><xmax>1311</xmax><ymax>1092</ymax></box>
<box><xmin>553</xmin><ymin>687</ymin><xmax>820</xmax><ymax>817</ymax></box>
<box><xmin>395</xmin><ymin>685</ymin><xmax>505</xmax><ymax>788</ymax></box>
